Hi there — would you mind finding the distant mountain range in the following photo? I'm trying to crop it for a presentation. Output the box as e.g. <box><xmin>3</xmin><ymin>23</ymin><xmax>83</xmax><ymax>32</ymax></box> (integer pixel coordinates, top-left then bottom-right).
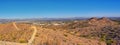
<box><xmin>0</xmin><ymin>17</ymin><xmax>120</xmax><ymax>23</ymax></box>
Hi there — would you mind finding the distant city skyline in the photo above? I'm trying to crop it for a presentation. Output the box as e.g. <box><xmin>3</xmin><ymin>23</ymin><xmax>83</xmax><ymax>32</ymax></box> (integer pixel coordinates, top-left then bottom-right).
<box><xmin>0</xmin><ymin>0</ymin><xmax>120</xmax><ymax>19</ymax></box>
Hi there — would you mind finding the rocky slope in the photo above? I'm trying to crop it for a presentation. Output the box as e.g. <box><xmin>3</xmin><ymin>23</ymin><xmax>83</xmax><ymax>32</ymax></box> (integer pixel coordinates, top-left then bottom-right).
<box><xmin>62</xmin><ymin>17</ymin><xmax>120</xmax><ymax>45</ymax></box>
<box><xmin>34</xmin><ymin>27</ymin><xmax>106</xmax><ymax>45</ymax></box>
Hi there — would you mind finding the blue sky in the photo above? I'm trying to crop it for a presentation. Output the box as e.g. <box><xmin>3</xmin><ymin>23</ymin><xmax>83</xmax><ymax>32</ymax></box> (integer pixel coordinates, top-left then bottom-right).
<box><xmin>0</xmin><ymin>0</ymin><xmax>120</xmax><ymax>18</ymax></box>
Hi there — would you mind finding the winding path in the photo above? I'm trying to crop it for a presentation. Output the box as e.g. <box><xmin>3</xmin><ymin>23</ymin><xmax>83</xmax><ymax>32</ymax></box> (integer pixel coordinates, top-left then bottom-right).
<box><xmin>0</xmin><ymin>23</ymin><xmax>38</xmax><ymax>45</ymax></box>
<box><xmin>28</xmin><ymin>26</ymin><xmax>37</xmax><ymax>45</ymax></box>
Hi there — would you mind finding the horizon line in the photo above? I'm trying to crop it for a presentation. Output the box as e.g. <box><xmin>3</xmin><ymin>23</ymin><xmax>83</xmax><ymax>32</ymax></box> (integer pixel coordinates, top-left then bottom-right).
<box><xmin>0</xmin><ymin>16</ymin><xmax>120</xmax><ymax>19</ymax></box>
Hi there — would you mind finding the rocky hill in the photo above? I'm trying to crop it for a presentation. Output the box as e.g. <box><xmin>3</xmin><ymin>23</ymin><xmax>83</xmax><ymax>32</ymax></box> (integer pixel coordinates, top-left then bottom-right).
<box><xmin>62</xmin><ymin>17</ymin><xmax>120</xmax><ymax>45</ymax></box>
<box><xmin>88</xmin><ymin>17</ymin><xmax>116</xmax><ymax>26</ymax></box>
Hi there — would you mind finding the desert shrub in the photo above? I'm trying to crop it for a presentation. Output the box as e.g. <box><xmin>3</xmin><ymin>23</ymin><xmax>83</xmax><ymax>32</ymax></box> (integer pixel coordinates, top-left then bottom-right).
<box><xmin>64</xmin><ymin>34</ymin><xmax>68</xmax><ymax>37</ymax></box>
<box><xmin>63</xmin><ymin>39</ymin><xmax>66</xmax><ymax>42</ymax></box>
<box><xmin>77</xmin><ymin>43</ymin><xmax>82</xmax><ymax>45</ymax></box>
<box><xmin>19</xmin><ymin>39</ymin><xmax>27</xmax><ymax>43</ymax></box>
<box><xmin>100</xmin><ymin>34</ymin><xmax>106</xmax><ymax>41</ymax></box>
<box><xmin>79</xmin><ymin>35</ymin><xmax>88</xmax><ymax>37</ymax></box>
<box><xmin>79</xmin><ymin>35</ymin><xmax>92</xmax><ymax>38</ymax></box>
<box><xmin>12</xmin><ymin>37</ymin><xmax>16</xmax><ymax>40</ymax></box>
<box><xmin>35</xmin><ymin>34</ymin><xmax>39</xmax><ymax>37</ymax></box>
<box><xmin>106</xmin><ymin>39</ymin><xmax>114</xmax><ymax>45</ymax></box>
<box><xmin>0</xmin><ymin>35</ymin><xmax>2</xmax><ymax>40</ymax></box>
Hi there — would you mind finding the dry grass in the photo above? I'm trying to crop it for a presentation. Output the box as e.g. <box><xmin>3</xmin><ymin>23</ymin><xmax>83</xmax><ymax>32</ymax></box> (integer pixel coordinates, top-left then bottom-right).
<box><xmin>0</xmin><ymin>23</ymin><xmax>33</xmax><ymax>43</ymax></box>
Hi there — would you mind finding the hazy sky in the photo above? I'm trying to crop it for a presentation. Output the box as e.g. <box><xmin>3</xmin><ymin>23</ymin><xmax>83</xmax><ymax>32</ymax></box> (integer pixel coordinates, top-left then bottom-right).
<box><xmin>0</xmin><ymin>0</ymin><xmax>120</xmax><ymax>18</ymax></box>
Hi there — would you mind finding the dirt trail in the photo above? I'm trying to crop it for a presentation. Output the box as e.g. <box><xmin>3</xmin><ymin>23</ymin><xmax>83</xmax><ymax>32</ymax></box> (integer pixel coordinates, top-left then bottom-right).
<box><xmin>12</xmin><ymin>22</ymin><xmax>20</xmax><ymax>30</ymax></box>
<box><xmin>0</xmin><ymin>24</ymin><xmax>37</xmax><ymax>45</ymax></box>
<box><xmin>28</xmin><ymin>26</ymin><xmax>37</xmax><ymax>45</ymax></box>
